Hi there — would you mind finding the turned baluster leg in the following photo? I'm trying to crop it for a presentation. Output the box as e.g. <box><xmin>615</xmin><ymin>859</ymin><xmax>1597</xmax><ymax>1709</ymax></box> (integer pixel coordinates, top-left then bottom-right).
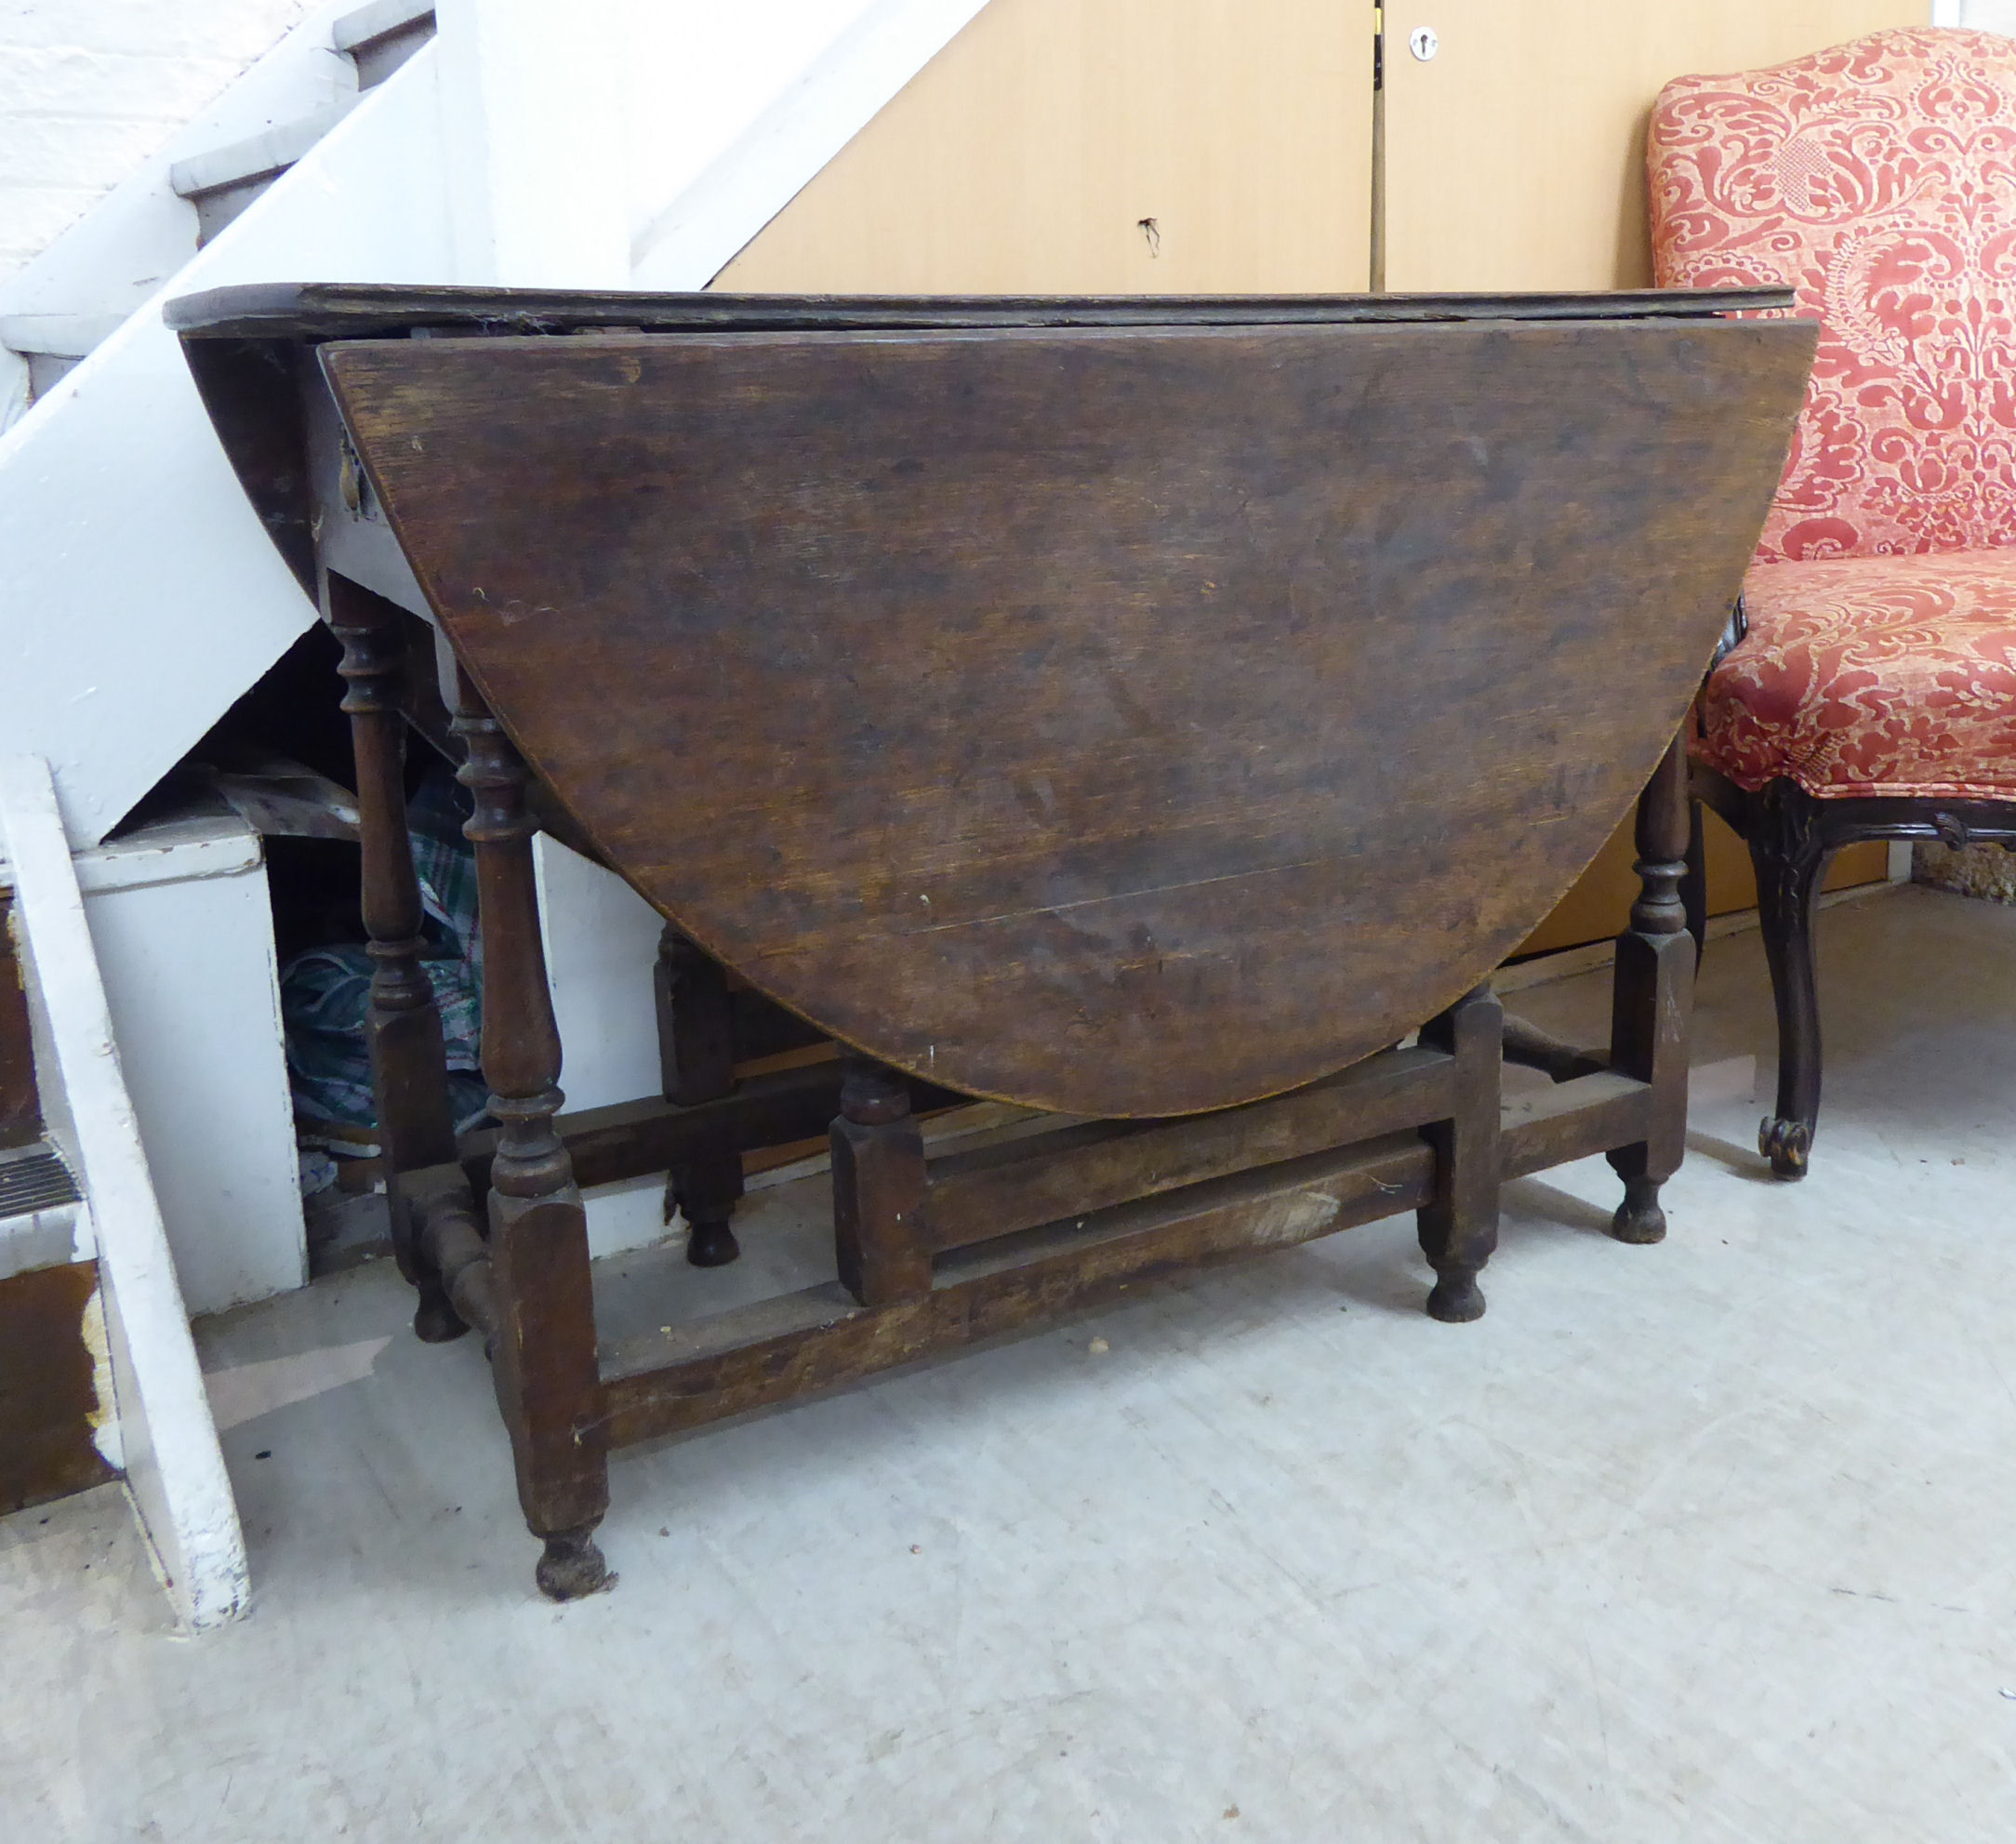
<box><xmin>1416</xmin><ymin>982</ymin><xmax>1503</xmax><ymax>1322</ymax></box>
<box><xmin>655</xmin><ymin>924</ymin><xmax>742</xmax><ymax>1267</ymax></box>
<box><xmin>455</xmin><ymin>672</ymin><xmax>611</xmax><ymax>1600</ymax></box>
<box><xmin>1606</xmin><ymin>733</ymin><xmax>1693</xmax><ymax>1242</ymax></box>
<box><xmin>831</xmin><ymin>1054</ymin><xmax>931</xmax><ymax>1307</ymax></box>
<box><xmin>327</xmin><ymin>574</ymin><xmax>461</xmax><ymax>1344</ymax></box>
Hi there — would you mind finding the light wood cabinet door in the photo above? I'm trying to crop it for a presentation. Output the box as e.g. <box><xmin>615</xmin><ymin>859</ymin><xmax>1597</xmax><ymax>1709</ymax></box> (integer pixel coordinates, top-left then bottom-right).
<box><xmin>1384</xmin><ymin>0</ymin><xmax>1924</xmax><ymax>947</ymax></box>
<box><xmin>1383</xmin><ymin>1</ymin><xmax>1931</xmax><ymax>293</ymax></box>
<box><xmin>718</xmin><ymin>0</ymin><xmax>1375</xmax><ymax>294</ymax></box>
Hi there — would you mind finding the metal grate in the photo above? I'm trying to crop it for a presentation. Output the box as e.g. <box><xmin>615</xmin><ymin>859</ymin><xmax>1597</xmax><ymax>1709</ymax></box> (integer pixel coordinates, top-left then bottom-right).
<box><xmin>0</xmin><ymin>1145</ymin><xmax>81</xmax><ymax>1215</ymax></box>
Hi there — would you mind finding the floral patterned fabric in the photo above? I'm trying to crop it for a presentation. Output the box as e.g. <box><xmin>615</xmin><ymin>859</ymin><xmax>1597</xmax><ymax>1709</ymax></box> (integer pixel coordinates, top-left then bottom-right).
<box><xmin>1697</xmin><ymin>551</ymin><xmax>2016</xmax><ymax>798</ymax></box>
<box><xmin>1651</xmin><ymin>28</ymin><xmax>2016</xmax><ymax>562</ymax></box>
<box><xmin>1651</xmin><ymin>28</ymin><xmax>2016</xmax><ymax>798</ymax></box>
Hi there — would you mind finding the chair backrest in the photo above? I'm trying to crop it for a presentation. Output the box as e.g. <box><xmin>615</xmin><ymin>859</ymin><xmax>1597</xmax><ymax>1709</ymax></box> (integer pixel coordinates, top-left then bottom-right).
<box><xmin>1651</xmin><ymin>28</ymin><xmax>2016</xmax><ymax>563</ymax></box>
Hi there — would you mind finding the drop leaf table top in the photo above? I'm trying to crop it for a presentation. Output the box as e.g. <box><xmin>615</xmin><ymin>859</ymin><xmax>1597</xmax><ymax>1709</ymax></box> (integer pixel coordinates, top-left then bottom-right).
<box><xmin>170</xmin><ymin>284</ymin><xmax>1814</xmax><ymax>1117</ymax></box>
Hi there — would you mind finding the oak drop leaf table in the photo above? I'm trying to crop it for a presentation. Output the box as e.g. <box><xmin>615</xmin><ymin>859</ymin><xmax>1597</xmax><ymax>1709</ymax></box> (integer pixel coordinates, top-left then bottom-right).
<box><xmin>169</xmin><ymin>285</ymin><xmax>1813</xmax><ymax>1597</ymax></box>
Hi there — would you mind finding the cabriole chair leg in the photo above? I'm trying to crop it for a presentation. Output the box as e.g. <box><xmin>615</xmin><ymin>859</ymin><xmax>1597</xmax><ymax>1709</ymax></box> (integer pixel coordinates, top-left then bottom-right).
<box><xmin>1748</xmin><ymin>782</ymin><xmax>1831</xmax><ymax>1180</ymax></box>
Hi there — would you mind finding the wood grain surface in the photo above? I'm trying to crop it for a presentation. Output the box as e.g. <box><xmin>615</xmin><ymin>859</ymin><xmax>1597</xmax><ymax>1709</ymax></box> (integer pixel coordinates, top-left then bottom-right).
<box><xmin>325</xmin><ymin>314</ymin><xmax>1813</xmax><ymax>1115</ymax></box>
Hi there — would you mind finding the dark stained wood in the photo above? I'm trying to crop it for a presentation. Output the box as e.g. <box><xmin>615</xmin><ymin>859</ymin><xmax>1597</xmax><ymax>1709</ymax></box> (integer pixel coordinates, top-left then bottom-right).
<box><xmin>326</xmin><ymin>572</ymin><xmax>460</xmax><ymax>1339</ymax></box>
<box><xmin>454</xmin><ymin>672</ymin><xmax>610</xmax><ymax>1599</ymax></box>
<box><xmin>1695</xmin><ymin>767</ymin><xmax>2016</xmax><ymax>1179</ymax></box>
<box><xmin>177</xmin><ymin>334</ymin><xmax>317</xmax><ymax>591</ymax></box>
<box><xmin>654</xmin><ymin>926</ymin><xmax>735</xmax><ymax>1108</ymax></box>
<box><xmin>667</xmin><ymin>1147</ymin><xmax>744</xmax><ymax>1270</ymax></box>
<box><xmin>445</xmin><ymin>1061</ymin><xmax>971</xmax><ymax>1201</ymax></box>
<box><xmin>1416</xmin><ymin>985</ymin><xmax>1503</xmax><ymax>1322</ymax></box>
<box><xmin>925</xmin><ymin>1043</ymin><xmax>1454</xmax><ymax>1252</ymax></box>
<box><xmin>1500</xmin><ymin>1015</ymin><xmax>1607</xmax><ymax>1085</ymax></box>
<box><xmin>0</xmin><ymin>898</ymin><xmax>40</xmax><ymax>1151</ymax></box>
<box><xmin>830</xmin><ymin>1055</ymin><xmax>933</xmax><ymax>1307</ymax></box>
<box><xmin>1500</xmin><ymin>1071</ymin><xmax>1653</xmax><ymax>1182</ymax></box>
<box><xmin>727</xmin><ymin>985</ymin><xmax>829</xmax><ymax>1065</ymax></box>
<box><xmin>655</xmin><ymin>925</ymin><xmax>744</xmax><ymax>1267</ymax></box>
<box><xmin>168</xmin><ymin>281</ymin><xmax>1799</xmax><ymax>344</ymax></box>
<box><xmin>1606</xmin><ymin>736</ymin><xmax>1693</xmax><ymax>1242</ymax></box>
<box><xmin>409</xmin><ymin>1177</ymin><xmax>498</xmax><ymax>1348</ymax></box>
<box><xmin>324</xmin><ymin>315</ymin><xmax>1814</xmax><ymax>1117</ymax></box>
<box><xmin>599</xmin><ymin>1130</ymin><xmax>1438</xmax><ymax>1446</ymax></box>
<box><xmin>0</xmin><ymin>1261</ymin><xmax>117</xmax><ymax>1514</ymax></box>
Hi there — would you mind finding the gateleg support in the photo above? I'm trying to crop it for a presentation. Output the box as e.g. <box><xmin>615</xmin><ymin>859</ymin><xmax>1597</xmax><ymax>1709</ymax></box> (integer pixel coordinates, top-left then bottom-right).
<box><xmin>327</xmin><ymin>571</ymin><xmax>461</xmax><ymax>1342</ymax></box>
<box><xmin>1607</xmin><ymin>733</ymin><xmax>1694</xmax><ymax>1242</ymax></box>
<box><xmin>656</xmin><ymin>924</ymin><xmax>745</xmax><ymax>1266</ymax></box>
<box><xmin>458</xmin><ymin>669</ymin><xmax>611</xmax><ymax>1599</ymax></box>
<box><xmin>831</xmin><ymin>1054</ymin><xmax>932</xmax><ymax>1307</ymax></box>
<box><xmin>1417</xmin><ymin>982</ymin><xmax>1503</xmax><ymax>1322</ymax></box>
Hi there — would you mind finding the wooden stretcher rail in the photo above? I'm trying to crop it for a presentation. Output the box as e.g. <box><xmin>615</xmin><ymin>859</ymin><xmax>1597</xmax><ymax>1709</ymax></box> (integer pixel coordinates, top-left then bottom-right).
<box><xmin>596</xmin><ymin>1130</ymin><xmax>1436</xmax><ymax>1447</ymax></box>
<box><xmin>447</xmin><ymin>1063</ymin><xmax>970</xmax><ymax>1197</ymax></box>
<box><xmin>1498</xmin><ymin>1070</ymin><xmax>1654</xmax><ymax>1181</ymax></box>
<box><xmin>924</xmin><ymin>1044</ymin><xmax>1455</xmax><ymax>1252</ymax></box>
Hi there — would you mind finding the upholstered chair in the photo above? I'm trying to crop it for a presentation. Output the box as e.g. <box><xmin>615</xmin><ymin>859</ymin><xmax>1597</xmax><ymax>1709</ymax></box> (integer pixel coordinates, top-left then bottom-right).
<box><xmin>1650</xmin><ymin>26</ymin><xmax>2016</xmax><ymax>1177</ymax></box>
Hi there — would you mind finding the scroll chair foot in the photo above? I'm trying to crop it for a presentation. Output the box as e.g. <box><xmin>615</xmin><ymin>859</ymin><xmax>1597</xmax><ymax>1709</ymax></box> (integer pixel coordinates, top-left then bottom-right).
<box><xmin>1758</xmin><ymin>1115</ymin><xmax>1811</xmax><ymax>1181</ymax></box>
<box><xmin>536</xmin><ymin>1525</ymin><xmax>614</xmax><ymax>1601</ymax></box>
<box><xmin>1426</xmin><ymin>1270</ymin><xmax>1487</xmax><ymax>1323</ymax></box>
<box><xmin>1608</xmin><ymin>1174</ymin><xmax>1668</xmax><ymax>1244</ymax></box>
<box><xmin>1750</xmin><ymin>778</ymin><xmax>1829</xmax><ymax>1182</ymax></box>
<box><xmin>684</xmin><ymin>1212</ymin><xmax>741</xmax><ymax>1267</ymax></box>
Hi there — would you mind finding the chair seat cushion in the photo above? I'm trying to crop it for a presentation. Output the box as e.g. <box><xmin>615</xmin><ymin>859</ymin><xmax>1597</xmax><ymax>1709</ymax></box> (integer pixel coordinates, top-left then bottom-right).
<box><xmin>1695</xmin><ymin>551</ymin><xmax>2016</xmax><ymax>799</ymax></box>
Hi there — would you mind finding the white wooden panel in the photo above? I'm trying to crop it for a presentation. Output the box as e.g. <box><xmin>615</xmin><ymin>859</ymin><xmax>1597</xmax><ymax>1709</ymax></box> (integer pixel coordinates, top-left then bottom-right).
<box><xmin>627</xmin><ymin>0</ymin><xmax>993</xmax><ymax>287</ymax></box>
<box><xmin>435</xmin><ymin>0</ymin><xmax>630</xmax><ymax>285</ymax></box>
<box><xmin>78</xmin><ymin>820</ymin><xmax>306</xmax><ymax>1314</ymax></box>
<box><xmin>0</xmin><ymin>755</ymin><xmax>247</xmax><ymax>1631</ymax></box>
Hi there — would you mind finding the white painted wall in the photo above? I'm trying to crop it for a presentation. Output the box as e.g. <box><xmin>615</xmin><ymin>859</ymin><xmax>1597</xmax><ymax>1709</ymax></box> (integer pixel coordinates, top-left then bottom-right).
<box><xmin>435</xmin><ymin>0</ymin><xmax>629</xmax><ymax>285</ymax></box>
<box><xmin>0</xmin><ymin>0</ymin><xmax>318</xmax><ymax>285</ymax></box>
<box><xmin>4</xmin><ymin>809</ymin><xmax>308</xmax><ymax>1316</ymax></box>
<box><xmin>75</xmin><ymin>817</ymin><xmax>307</xmax><ymax>1315</ymax></box>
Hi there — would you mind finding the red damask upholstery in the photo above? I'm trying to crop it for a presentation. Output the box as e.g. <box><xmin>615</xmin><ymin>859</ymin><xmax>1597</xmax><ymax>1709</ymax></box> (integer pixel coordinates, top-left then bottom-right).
<box><xmin>1651</xmin><ymin>28</ymin><xmax>2016</xmax><ymax>800</ymax></box>
<box><xmin>1696</xmin><ymin>551</ymin><xmax>2016</xmax><ymax>797</ymax></box>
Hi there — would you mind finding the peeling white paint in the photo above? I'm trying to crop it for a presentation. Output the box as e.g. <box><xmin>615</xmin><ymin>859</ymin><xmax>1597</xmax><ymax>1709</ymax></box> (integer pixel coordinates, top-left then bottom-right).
<box><xmin>0</xmin><ymin>754</ymin><xmax>247</xmax><ymax>1630</ymax></box>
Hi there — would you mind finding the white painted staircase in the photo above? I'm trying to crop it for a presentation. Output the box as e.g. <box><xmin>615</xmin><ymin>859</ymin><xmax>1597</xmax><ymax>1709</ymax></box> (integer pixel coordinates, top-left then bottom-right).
<box><xmin>2</xmin><ymin>4</ymin><xmax>438</xmax><ymax>418</ymax></box>
<box><xmin>0</xmin><ymin>1</ymin><xmax>999</xmax><ymax>1333</ymax></box>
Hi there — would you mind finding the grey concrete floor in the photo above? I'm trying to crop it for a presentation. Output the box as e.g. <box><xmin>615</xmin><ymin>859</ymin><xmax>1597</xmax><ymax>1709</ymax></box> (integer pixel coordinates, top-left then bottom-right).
<box><xmin>7</xmin><ymin>884</ymin><xmax>2016</xmax><ymax>1841</ymax></box>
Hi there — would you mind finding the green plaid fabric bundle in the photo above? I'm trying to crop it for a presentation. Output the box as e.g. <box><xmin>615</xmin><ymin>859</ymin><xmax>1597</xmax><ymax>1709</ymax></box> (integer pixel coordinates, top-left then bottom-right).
<box><xmin>281</xmin><ymin>766</ymin><xmax>488</xmax><ymax>1145</ymax></box>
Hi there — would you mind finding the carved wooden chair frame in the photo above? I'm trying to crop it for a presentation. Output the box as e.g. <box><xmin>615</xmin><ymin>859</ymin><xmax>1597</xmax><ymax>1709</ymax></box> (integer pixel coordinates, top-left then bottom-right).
<box><xmin>1686</xmin><ymin>761</ymin><xmax>2016</xmax><ymax>1179</ymax></box>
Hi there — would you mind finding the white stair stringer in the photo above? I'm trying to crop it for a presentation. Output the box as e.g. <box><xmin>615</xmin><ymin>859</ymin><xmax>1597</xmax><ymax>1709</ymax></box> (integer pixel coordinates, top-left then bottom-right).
<box><xmin>0</xmin><ymin>1</ymin><xmax>993</xmax><ymax>852</ymax></box>
<box><xmin>627</xmin><ymin>0</ymin><xmax>993</xmax><ymax>288</ymax></box>
<box><xmin>0</xmin><ymin>756</ymin><xmax>247</xmax><ymax>1631</ymax></box>
<box><xmin>0</xmin><ymin>3</ymin><xmax>368</xmax><ymax>419</ymax></box>
<box><xmin>0</xmin><ymin>41</ymin><xmax>454</xmax><ymax>850</ymax></box>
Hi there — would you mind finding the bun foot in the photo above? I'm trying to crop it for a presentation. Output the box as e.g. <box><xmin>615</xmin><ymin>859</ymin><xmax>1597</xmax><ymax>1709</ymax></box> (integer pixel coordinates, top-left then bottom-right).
<box><xmin>685</xmin><ymin>1214</ymin><xmax>741</xmax><ymax>1267</ymax></box>
<box><xmin>412</xmin><ymin>1285</ymin><xmax>469</xmax><ymax>1345</ymax></box>
<box><xmin>1758</xmin><ymin>1115</ymin><xmax>1810</xmax><ymax>1180</ymax></box>
<box><xmin>537</xmin><ymin>1527</ymin><xmax>614</xmax><ymax>1601</ymax></box>
<box><xmin>1610</xmin><ymin>1174</ymin><xmax>1667</xmax><ymax>1244</ymax></box>
<box><xmin>1426</xmin><ymin>1271</ymin><xmax>1487</xmax><ymax>1322</ymax></box>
